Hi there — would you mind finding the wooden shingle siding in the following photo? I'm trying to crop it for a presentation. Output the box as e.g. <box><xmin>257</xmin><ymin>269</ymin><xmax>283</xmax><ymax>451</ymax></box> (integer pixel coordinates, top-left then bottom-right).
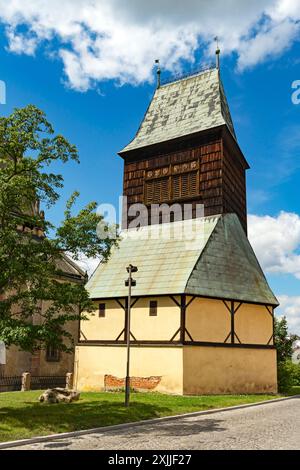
<box><xmin>122</xmin><ymin>127</ymin><xmax>247</xmax><ymax>232</ymax></box>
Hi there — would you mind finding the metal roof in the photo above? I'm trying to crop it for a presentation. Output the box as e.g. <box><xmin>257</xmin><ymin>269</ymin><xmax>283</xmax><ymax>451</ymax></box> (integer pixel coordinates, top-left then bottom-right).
<box><xmin>87</xmin><ymin>216</ymin><xmax>219</xmax><ymax>298</ymax></box>
<box><xmin>87</xmin><ymin>214</ymin><xmax>278</xmax><ymax>306</ymax></box>
<box><xmin>186</xmin><ymin>214</ymin><xmax>279</xmax><ymax>305</ymax></box>
<box><xmin>120</xmin><ymin>67</ymin><xmax>236</xmax><ymax>154</ymax></box>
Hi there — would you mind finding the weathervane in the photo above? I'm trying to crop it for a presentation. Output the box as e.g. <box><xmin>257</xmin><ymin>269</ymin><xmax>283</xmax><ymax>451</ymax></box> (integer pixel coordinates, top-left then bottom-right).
<box><xmin>155</xmin><ymin>59</ymin><xmax>161</xmax><ymax>88</ymax></box>
<box><xmin>214</xmin><ymin>36</ymin><xmax>221</xmax><ymax>70</ymax></box>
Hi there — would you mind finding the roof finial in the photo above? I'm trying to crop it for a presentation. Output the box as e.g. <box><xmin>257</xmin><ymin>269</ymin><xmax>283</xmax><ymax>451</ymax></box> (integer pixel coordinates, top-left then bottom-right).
<box><xmin>155</xmin><ymin>59</ymin><xmax>161</xmax><ymax>88</ymax></box>
<box><xmin>214</xmin><ymin>36</ymin><xmax>220</xmax><ymax>70</ymax></box>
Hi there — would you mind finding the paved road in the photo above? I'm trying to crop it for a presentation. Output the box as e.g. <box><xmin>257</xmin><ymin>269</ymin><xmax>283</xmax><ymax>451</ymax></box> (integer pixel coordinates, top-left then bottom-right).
<box><xmin>7</xmin><ymin>397</ymin><xmax>300</xmax><ymax>450</ymax></box>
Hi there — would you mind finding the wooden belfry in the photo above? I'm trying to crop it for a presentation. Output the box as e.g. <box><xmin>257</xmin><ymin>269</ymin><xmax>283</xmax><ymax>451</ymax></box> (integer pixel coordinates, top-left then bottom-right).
<box><xmin>119</xmin><ymin>61</ymin><xmax>249</xmax><ymax>233</ymax></box>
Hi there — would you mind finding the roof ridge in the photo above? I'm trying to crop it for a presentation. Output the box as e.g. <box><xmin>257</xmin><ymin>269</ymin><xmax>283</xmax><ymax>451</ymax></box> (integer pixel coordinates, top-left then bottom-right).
<box><xmin>160</xmin><ymin>65</ymin><xmax>216</xmax><ymax>88</ymax></box>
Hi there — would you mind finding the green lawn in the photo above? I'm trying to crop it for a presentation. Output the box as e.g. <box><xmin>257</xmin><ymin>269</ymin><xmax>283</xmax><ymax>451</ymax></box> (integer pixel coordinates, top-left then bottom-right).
<box><xmin>0</xmin><ymin>390</ymin><xmax>290</xmax><ymax>443</ymax></box>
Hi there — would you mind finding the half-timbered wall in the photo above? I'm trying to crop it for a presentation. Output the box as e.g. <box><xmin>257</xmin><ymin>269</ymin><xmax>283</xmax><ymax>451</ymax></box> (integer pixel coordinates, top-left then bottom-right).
<box><xmin>79</xmin><ymin>295</ymin><xmax>274</xmax><ymax>348</ymax></box>
<box><xmin>80</xmin><ymin>297</ymin><xmax>181</xmax><ymax>343</ymax></box>
<box><xmin>76</xmin><ymin>295</ymin><xmax>277</xmax><ymax>394</ymax></box>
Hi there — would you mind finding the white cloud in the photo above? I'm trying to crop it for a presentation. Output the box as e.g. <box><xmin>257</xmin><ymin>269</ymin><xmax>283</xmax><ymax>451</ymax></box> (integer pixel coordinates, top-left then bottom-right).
<box><xmin>70</xmin><ymin>253</ymin><xmax>100</xmax><ymax>277</ymax></box>
<box><xmin>248</xmin><ymin>211</ymin><xmax>300</xmax><ymax>334</ymax></box>
<box><xmin>276</xmin><ymin>295</ymin><xmax>300</xmax><ymax>335</ymax></box>
<box><xmin>237</xmin><ymin>18</ymin><xmax>300</xmax><ymax>70</ymax></box>
<box><xmin>0</xmin><ymin>0</ymin><xmax>299</xmax><ymax>90</ymax></box>
<box><xmin>6</xmin><ymin>26</ymin><xmax>38</xmax><ymax>55</ymax></box>
<box><xmin>248</xmin><ymin>211</ymin><xmax>300</xmax><ymax>279</ymax></box>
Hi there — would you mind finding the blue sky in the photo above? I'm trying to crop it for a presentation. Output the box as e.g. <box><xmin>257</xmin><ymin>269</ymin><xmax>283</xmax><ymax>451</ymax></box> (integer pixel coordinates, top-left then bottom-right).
<box><xmin>0</xmin><ymin>0</ymin><xmax>300</xmax><ymax>333</ymax></box>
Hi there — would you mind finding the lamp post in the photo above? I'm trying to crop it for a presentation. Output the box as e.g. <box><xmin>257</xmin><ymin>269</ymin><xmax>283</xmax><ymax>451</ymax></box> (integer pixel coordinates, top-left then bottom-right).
<box><xmin>125</xmin><ymin>264</ymin><xmax>138</xmax><ymax>407</ymax></box>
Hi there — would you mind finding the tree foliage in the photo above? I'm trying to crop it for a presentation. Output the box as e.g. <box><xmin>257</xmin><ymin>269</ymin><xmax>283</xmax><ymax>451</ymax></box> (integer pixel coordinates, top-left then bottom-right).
<box><xmin>0</xmin><ymin>105</ymin><xmax>117</xmax><ymax>353</ymax></box>
<box><xmin>274</xmin><ymin>316</ymin><xmax>300</xmax><ymax>392</ymax></box>
<box><xmin>274</xmin><ymin>316</ymin><xmax>297</xmax><ymax>363</ymax></box>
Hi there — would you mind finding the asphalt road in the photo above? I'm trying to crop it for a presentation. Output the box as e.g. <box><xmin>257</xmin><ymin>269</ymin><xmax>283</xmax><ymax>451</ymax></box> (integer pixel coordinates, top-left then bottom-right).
<box><xmin>7</xmin><ymin>397</ymin><xmax>300</xmax><ymax>450</ymax></box>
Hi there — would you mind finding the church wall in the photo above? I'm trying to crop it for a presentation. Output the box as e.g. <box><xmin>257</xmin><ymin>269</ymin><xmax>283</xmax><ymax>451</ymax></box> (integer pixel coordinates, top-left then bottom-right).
<box><xmin>130</xmin><ymin>297</ymin><xmax>180</xmax><ymax>341</ymax></box>
<box><xmin>3</xmin><ymin>346</ymin><xmax>31</xmax><ymax>376</ymax></box>
<box><xmin>2</xmin><ymin>296</ymin><xmax>79</xmax><ymax>379</ymax></box>
<box><xmin>185</xmin><ymin>297</ymin><xmax>231</xmax><ymax>342</ymax></box>
<box><xmin>74</xmin><ymin>345</ymin><xmax>183</xmax><ymax>395</ymax></box>
<box><xmin>80</xmin><ymin>297</ymin><xmax>181</xmax><ymax>342</ymax></box>
<box><xmin>80</xmin><ymin>299</ymin><xmax>125</xmax><ymax>341</ymax></box>
<box><xmin>76</xmin><ymin>295</ymin><xmax>276</xmax><ymax>395</ymax></box>
<box><xmin>38</xmin><ymin>317</ymin><xmax>78</xmax><ymax>376</ymax></box>
<box><xmin>185</xmin><ymin>298</ymin><xmax>273</xmax><ymax>346</ymax></box>
<box><xmin>33</xmin><ymin>298</ymin><xmax>78</xmax><ymax>377</ymax></box>
<box><xmin>234</xmin><ymin>303</ymin><xmax>273</xmax><ymax>345</ymax></box>
<box><xmin>183</xmin><ymin>346</ymin><xmax>277</xmax><ymax>394</ymax></box>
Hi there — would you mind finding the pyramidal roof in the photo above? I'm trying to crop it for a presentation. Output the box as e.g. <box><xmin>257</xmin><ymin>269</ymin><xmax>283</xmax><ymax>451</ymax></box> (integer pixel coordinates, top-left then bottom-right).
<box><xmin>120</xmin><ymin>67</ymin><xmax>236</xmax><ymax>154</ymax></box>
<box><xmin>87</xmin><ymin>214</ymin><xmax>278</xmax><ymax>306</ymax></box>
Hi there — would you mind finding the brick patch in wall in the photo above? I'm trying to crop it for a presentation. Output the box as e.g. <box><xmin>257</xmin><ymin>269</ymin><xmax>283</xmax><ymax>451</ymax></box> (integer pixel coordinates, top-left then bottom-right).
<box><xmin>104</xmin><ymin>374</ymin><xmax>162</xmax><ymax>391</ymax></box>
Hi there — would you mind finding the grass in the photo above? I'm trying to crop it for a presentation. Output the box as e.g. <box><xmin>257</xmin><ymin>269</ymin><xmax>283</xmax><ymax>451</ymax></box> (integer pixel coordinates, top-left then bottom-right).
<box><xmin>0</xmin><ymin>389</ymin><xmax>294</xmax><ymax>443</ymax></box>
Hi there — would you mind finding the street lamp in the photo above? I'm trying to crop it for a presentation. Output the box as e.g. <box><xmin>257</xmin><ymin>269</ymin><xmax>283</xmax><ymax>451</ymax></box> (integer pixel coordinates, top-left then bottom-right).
<box><xmin>124</xmin><ymin>264</ymin><xmax>138</xmax><ymax>407</ymax></box>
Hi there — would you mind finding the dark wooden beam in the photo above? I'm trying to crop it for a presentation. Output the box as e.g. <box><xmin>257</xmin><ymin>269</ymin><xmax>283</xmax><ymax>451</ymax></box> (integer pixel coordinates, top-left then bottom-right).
<box><xmin>180</xmin><ymin>294</ymin><xmax>186</xmax><ymax>343</ymax></box>
<box><xmin>78</xmin><ymin>340</ymin><xmax>276</xmax><ymax>350</ymax></box>
<box><xmin>170</xmin><ymin>328</ymin><xmax>181</xmax><ymax>342</ymax></box>
<box><xmin>115</xmin><ymin>328</ymin><xmax>125</xmax><ymax>341</ymax></box>
<box><xmin>231</xmin><ymin>300</ymin><xmax>235</xmax><ymax>344</ymax></box>
<box><xmin>115</xmin><ymin>298</ymin><xmax>126</xmax><ymax>310</ymax></box>
<box><xmin>91</xmin><ymin>293</ymin><xmax>279</xmax><ymax>309</ymax></box>
<box><xmin>186</xmin><ymin>296</ymin><xmax>196</xmax><ymax>308</ymax></box>
<box><xmin>170</xmin><ymin>295</ymin><xmax>181</xmax><ymax>307</ymax></box>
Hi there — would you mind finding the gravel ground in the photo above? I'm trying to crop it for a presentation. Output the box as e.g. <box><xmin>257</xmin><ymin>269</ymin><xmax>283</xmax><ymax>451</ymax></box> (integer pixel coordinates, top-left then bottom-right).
<box><xmin>6</xmin><ymin>397</ymin><xmax>300</xmax><ymax>450</ymax></box>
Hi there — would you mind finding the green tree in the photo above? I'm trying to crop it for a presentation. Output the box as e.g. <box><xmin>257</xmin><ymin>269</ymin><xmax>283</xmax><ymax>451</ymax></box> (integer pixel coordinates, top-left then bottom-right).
<box><xmin>274</xmin><ymin>316</ymin><xmax>296</xmax><ymax>363</ymax></box>
<box><xmin>274</xmin><ymin>316</ymin><xmax>300</xmax><ymax>392</ymax></box>
<box><xmin>0</xmin><ymin>105</ymin><xmax>117</xmax><ymax>353</ymax></box>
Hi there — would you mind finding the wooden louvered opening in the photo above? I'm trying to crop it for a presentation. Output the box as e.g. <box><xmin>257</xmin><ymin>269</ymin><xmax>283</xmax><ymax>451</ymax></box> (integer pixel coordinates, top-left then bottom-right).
<box><xmin>146</xmin><ymin>177</ymin><xmax>169</xmax><ymax>204</ymax></box>
<box><xmin>145</xmin><ymin>170</ymin><xmax>199</xmax><ymax>204</ymax></box>
<box><xmin>172</xmin><ymin>171</ymin><xmax>198</xmax><ymax>200</ymax></box>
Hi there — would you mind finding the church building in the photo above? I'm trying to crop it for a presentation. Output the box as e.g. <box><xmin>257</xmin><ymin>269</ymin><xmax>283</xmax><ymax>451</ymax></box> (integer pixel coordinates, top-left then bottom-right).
<box><xmin>74</xmin><ymin>65</ymin><xmax>278</xmax><ymax>395</ymax></box>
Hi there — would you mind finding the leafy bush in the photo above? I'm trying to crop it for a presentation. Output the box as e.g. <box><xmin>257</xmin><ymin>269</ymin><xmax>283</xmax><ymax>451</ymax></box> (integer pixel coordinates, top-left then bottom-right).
<box><xmin>292</xmin><ymin>362</ymin><xmax>300</xmax><ymax>386</ymax></box>
<box><xmin>277</xmin><ymin>361</ymin><xmax>294</xmax><ymax>392</ymax></box>
<box><xmin>277</xmin><ymin>360</ymin><xmax>300</xmax><ymax>392</ymax></box>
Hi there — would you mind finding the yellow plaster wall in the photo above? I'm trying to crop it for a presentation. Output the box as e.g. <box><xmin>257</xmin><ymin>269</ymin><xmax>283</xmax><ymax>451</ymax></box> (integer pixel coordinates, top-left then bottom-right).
<box><xmin>80</xmin><ymin>296</ymin><xmax>181</xmax><ymax>342</ymax></box>
<box><xmin>75</xmin><ymin>345</ymin><xmax>183</xmax><ymax>395</ymax></box>
<box><xmin>234</xmin><ymin>303</ymin><xmax>273</xmax><ymax>345</ymax></box>
<box><xmin>80</xmin><ymin>299</ymin><xmax>125</xmax><ymax>341</ymax></box>
<box><xmin>185</xmin><ymin>297</ymin><xmax>230</xmax><ymax>342</ymax></box>
<box><xmin>131</xmin><ymin>297</ymin><xmax>180</xmax><ymax>341</ymax></box>
<box><xmin>183</xmin><ymin>346</ymin><xmax>277</xmax><ymax>394</ymax></box>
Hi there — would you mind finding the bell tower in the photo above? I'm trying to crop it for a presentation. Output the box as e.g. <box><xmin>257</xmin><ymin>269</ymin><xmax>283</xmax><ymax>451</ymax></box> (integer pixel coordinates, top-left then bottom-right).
<box><xmin>119</xmin><ymin>66</ymin><xmax>249</xmax><ymax>233</ymax></box>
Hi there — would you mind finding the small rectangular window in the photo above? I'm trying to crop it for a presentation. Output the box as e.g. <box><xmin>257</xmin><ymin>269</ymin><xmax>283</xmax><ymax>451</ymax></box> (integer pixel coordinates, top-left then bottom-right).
<box><xmin>46</xmin><ymin>345</ymin><xmax>60</xmax><ymax>362</ymax></box>
<box><xmin>149</xmin><ymin>300</ymin><xmax>157</xmax><ymax>316</ymax></box>
<box><xmin>99</xmin><ymin>303</ymin><xmax>106</xmax><ymax>317</ymax></box>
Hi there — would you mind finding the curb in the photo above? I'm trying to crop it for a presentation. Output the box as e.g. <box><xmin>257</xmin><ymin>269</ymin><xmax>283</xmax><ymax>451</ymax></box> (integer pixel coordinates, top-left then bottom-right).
<box><xmin>0</xmin><ymin>394</ymin><xmax>299</xmax><ymax>450</ymax></box>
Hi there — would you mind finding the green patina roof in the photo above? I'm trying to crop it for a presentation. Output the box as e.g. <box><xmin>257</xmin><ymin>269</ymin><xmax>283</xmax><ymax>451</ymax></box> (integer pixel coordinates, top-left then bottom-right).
<box><xmin>87</xmin><ymin>214</ymin><xmax>278</xmax><ymax>306</ymax></box>
<box><xmin>120</xmin><ymin>67</ymin><xmax>236</xmax><ymax>154</ymax></box>
<box><xmin>186</xmin><ymin>214</ymin><xmax>278</xmax><ymax>305</ymax></box>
